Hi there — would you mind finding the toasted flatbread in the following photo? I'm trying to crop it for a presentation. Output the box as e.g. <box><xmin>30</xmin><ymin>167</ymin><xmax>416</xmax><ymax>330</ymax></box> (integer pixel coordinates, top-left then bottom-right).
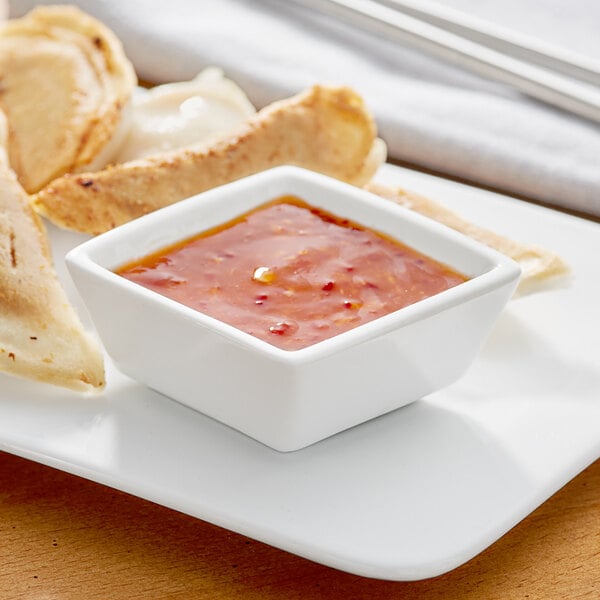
<box><xmin>366</xmin><ymin>182</ymin><xmax>569</xmax><ymax>292</ymax></box>
<box><xmin>33</xmin><ymin>85</ymin><xmax>386</xmax><ymax>234</ymax></box>
<box><xmin>0</xmin><ymin>5</ymin><xmax>136</xmax><ymax>192</ymax></box>
<box><xmin>0</xmin><ymin>112</ymin><xmax>104</xmax><ymax>390</ymax></box>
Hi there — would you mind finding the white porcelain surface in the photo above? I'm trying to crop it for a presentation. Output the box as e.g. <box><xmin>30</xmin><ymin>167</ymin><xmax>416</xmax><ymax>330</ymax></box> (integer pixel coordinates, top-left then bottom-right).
<box><xmin>65</xmin><ymin>167</ymin><xmax>520</xmax><ymax>451</ymax></box>
<box><xmin>0</xmin><ymin>164</ymin><xmax>598</xmax><ymax>580</ymax></box>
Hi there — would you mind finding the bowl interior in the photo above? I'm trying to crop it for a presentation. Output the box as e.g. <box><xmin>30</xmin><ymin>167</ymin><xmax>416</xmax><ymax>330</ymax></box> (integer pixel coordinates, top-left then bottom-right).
<box><xmin>68</xmin><ymin>166</ymin><xmax>519</xmax><ymax>360</ymax></box>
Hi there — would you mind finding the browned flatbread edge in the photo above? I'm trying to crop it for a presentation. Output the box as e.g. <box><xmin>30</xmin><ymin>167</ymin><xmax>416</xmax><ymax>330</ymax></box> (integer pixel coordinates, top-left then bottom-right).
<box><xmin>365</xmin><ymin>182</ymin><xmax>569</xmax><ymax>293</ymax></box>
<box><xmin>32</xmin><ymin>85</ymin><xmax>383</xmax><ymax>235</ymax></box>
<box><xmin>0</xmin><ymin>159</ymin><xmax>105</xmax><ymax>391</ymax></box>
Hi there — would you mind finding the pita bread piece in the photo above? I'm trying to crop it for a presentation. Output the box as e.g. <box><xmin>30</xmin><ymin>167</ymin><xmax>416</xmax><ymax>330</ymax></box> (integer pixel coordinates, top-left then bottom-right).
<box><xmin>0</xmin><ymin>5</ymin><xmax>136</xmax><ymax>192</ymax></box>
<box><xmin>366</xmin><ymin>182</ymin><xmax>569</xmax><ymax>293</ymax></box>
<box><xmin>0</xmin><ymin>159</ymin><xmax>104</xmax><ymax>390</ymax></box>
<box><xmin>33</xmin><ymin>85</ymin><xmax>386</xmax><ymax>235</ymax></box>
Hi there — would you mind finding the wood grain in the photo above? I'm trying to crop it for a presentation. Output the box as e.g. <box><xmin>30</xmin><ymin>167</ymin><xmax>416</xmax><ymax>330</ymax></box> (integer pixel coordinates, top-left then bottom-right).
<box><xmin>0</xmin><ymin>451</ymin><xmax>598</xmax><ymax>599</ymax></box>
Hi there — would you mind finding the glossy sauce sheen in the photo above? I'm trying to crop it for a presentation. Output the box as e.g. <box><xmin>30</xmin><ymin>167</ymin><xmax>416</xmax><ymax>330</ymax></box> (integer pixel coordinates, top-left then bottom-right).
<box><xmin>117</xmin><ymin>198</ymin><xmax>468</xmax><ymax>350</ymax></box>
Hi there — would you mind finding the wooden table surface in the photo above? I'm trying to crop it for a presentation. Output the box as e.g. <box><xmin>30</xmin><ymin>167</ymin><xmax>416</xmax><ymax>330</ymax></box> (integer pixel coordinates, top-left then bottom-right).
<box><xmin>0</xmin><ymin>449</ymin><xmax>598</xmax><ymax>599</ymax></box>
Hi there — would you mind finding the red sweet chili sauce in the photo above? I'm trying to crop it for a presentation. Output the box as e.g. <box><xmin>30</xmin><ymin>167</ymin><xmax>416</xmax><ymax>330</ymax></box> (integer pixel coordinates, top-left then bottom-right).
<box><xmin>117</xmin><ymin>197</ymin><xmax>468</xmax><ymax>350</ymax></box>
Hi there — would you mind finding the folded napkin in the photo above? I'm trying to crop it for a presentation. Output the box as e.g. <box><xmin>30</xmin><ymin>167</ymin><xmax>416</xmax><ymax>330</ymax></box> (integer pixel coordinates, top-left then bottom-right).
<box><xmin>10</xmin><ymin>0</ymin><xmax>600</xmax><ymax>216</ymax></box>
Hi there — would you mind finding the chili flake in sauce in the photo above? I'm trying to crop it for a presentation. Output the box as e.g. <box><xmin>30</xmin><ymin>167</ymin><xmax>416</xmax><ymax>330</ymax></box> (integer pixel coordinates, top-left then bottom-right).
<box><xmin>117</xmin><ymin>197</ymin><xmax>468</xmax><ymax>350</ymax></box>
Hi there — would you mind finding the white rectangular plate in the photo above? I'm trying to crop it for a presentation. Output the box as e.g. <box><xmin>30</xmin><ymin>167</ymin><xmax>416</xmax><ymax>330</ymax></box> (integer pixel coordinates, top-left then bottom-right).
<box><xmin>1</xmin><ymin>164</ymin><xmax>599</xmax><ymax>581</ymax></box>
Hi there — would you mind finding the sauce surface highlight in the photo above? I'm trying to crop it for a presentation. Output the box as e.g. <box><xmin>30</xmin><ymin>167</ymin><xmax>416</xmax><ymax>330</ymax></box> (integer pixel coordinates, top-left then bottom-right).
<box><xmin>117</xmin><ymin>198</ymin><xmax>468</xmax><ymax>350</ymax></box>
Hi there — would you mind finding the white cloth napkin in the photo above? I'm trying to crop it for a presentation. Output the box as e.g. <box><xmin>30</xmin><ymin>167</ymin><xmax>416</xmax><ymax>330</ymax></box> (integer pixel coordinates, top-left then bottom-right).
<box><xmin>10</xmin><ymin>0</ymin><xmax>600</xmax><ymax>216</ymax></box>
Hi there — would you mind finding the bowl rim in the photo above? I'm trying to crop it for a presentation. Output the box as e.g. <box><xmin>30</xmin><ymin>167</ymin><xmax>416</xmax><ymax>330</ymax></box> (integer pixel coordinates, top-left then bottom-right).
<box><xmin>66</xmin><ymin>166</ymin><xmax>522</xmax><ymax>366</ymax></box>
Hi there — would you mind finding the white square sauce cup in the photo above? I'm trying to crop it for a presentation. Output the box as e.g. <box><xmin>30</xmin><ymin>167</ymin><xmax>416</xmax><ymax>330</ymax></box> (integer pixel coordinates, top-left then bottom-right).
<box><xmin>66</xmin><ymin>167</ymin><xmax>521</xmax><ymax>451</ymax></box>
